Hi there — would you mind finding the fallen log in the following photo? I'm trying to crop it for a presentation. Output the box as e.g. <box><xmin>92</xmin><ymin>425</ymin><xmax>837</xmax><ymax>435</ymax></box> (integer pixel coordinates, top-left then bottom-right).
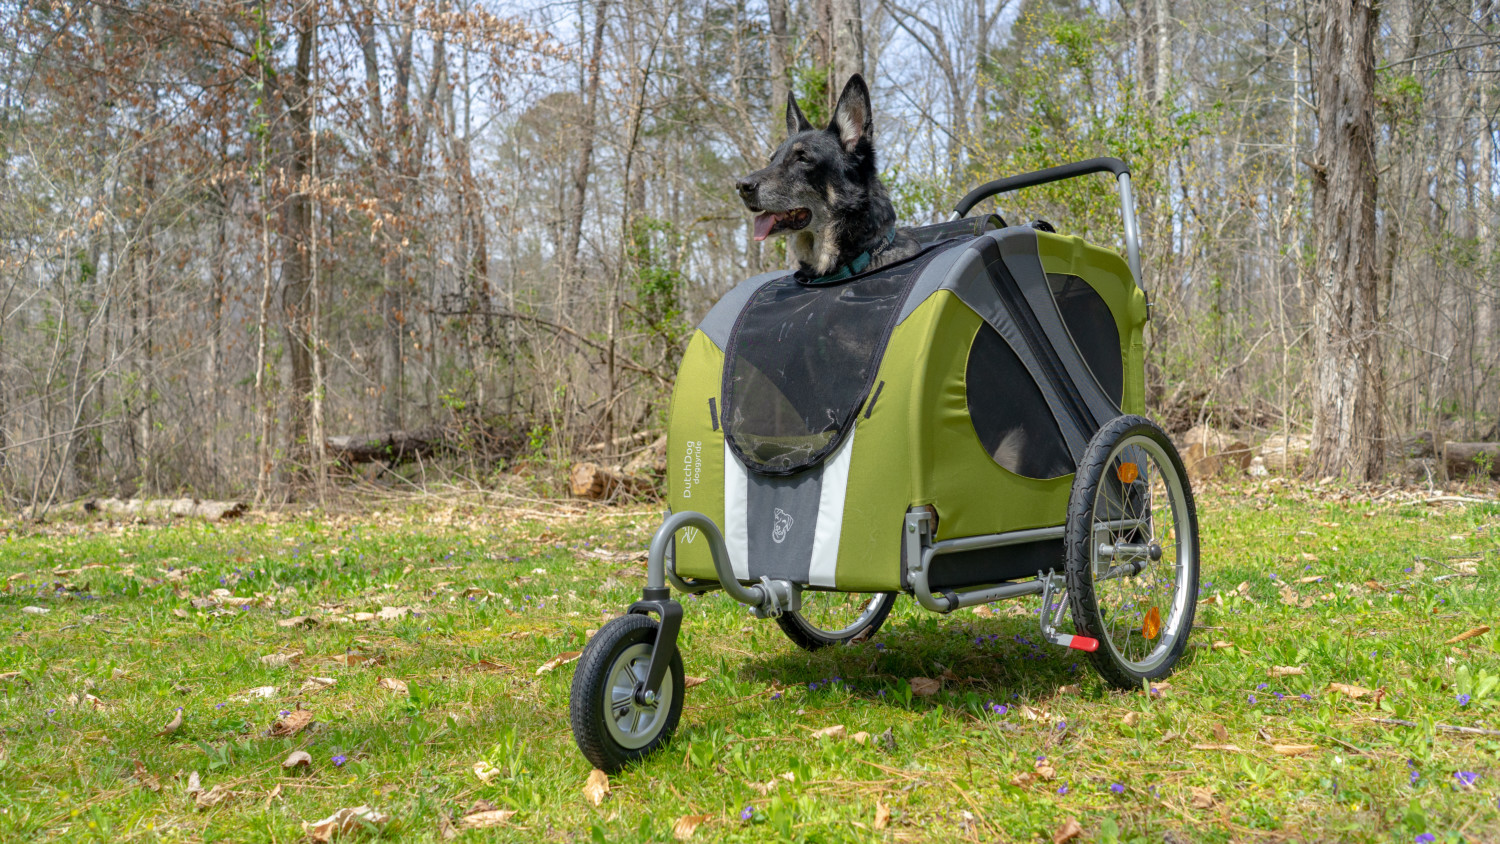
<box><xmin>82</xmin><ymin>498</ymin><xmax>248</xmax><ymax>521</ymax></box>
<box><xmin>569</xmin><ymin>462</ymin><xmax>656</xmax><ymax>500</ymax></box>
<box><xmin>326</xmin><ymin>427</ymin><xmax>451</xmax><ymax>465</ymax></box>
<box><xmin>1444</xmin><ymin>442</ymin><xmax>1500</xmax><ymax>479</ymax></box>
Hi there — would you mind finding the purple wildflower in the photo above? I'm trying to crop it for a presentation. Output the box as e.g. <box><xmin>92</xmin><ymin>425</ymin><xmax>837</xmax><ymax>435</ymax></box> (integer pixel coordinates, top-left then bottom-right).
<box><xmin>1057</xmin><ymin>784</ymin><xmax>1069</xmax><ymax>795</ymax></box>
<box><xmin>771</xmin><ymin>692</ymin><xmax>782</xmax><ymax>700</ymax></box>
<box><xmin>740</xmin><ymin>806</ymin><xmax>754</xmax><ymax>821</ymax></box>
<box><xmin>1456</xmin><ymin>693</ymin><xmax>1471</xmax><ymax>707</ymax></box>
<box><xmin>332</xmin><ymin>754</ymin><xmax>347</xmax><ymax>767</ymax></box>
<box><xmin>1455</xmin><ymin>771</ymin><xmax>1480</xmax><ymax>788</ymax></box>
<box><xmin>1416</xmin><ymin>835</ymin><xmax>1435</xmax><ymax>844</ymax></box>
<box><xmin>1256</xmin><ymin>683</ymin><xmax>1268</xmax><ymax>690</ymax></box>
<box><xmin>1248</xmin><ymin>695</ymin><xmax>1257</xmax><ymax>704</ymax></box>
<box><xmin>1274</xmin><ymin>692</ymin><xmax>1285</xmax><ymax>700</ymax></box>
<box><xmin>1410</xmin><ymin>769</ymin><xmax>1420</xmax><ymax>785</ymax></box>
<box><xmin>1300</xmin><ymin>693</ymin><xmax>1313</xmax><ymax>701</ymax></box>
<box><xmin>1109</xmin><ymin>783</ymin><xmax>1125</xmax><ymax>794</ymax></box>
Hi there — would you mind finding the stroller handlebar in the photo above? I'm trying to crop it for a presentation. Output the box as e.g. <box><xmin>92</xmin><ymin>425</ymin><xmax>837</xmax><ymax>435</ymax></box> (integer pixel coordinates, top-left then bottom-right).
<box><xmin>950</xmin><ymin>157</ymin><xmax>1145</xmax><ymax>306</ymax></box>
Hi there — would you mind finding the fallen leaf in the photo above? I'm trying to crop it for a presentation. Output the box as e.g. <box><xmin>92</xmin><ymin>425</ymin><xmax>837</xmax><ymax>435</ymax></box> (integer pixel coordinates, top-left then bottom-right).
<box><xmin>330</xmin><ymin>652</ymin><xmax>377</xmax><ymax>667</ymax></box>
<box><xmin>133</xmin><ymin>759</ymin><xmax>161</xmax><ymax>792</ymax></box>
<box><xmin>377</xmin><ymin>606</ymin><xmax>409</xmax><ymax>620</ymax></box>
<box><xmin>303</xmin><ymin>806</ymin><xmax>391</xmax><ymax>842</ymax></box>
<box><xmin>851</xmin><ymin>731</ymin><xmax>870</xmax><ymax>745</ymax></box>
<box><xmin>1326</xmin><ymin>682</ymin><xmax>1371</xmax><ymax>699</ymax></box>
<box><xmin>810</xmin><ymin>724</ymin><xmax>846</xmax><ymax>740</ymax></box>
<box><xmin>537</xmin><ymin>651</ymin><xmax>583</xmax><ymax>675</ymax></box>
<box><xmin>1297</xmin><ymin>575</ymin><xmax>1324</xmax><ymax>584</ymax></box>
<box><xmin>186</xmin><ymin>770</ymin><xmax>203</xmax><ymax>795</ymax></box>
<box><xmin>1010</xmin><ymin>771</ymin><xmax>1038</xmax><ymax>786</ymax></box>
<box><xmin>1212</xmin><ymin>723</ymin><xmax>1229</xmax><ymax>743</ymax></box>
<box><xmin>473</xmin><ymin>761</ymin><xmax>500</xmax><ymax>784</ymax></box>
<box><xmin>1121</xmin><ymin>712</ymin><xmax>1141</xmax><ymax>728</ymax></box>
<box><xmin>683</xmin><ymin>676</ymin><xmax>707</xmax><ymax>689</ymax></box>
<box><xmin>266</xmin><ymin>783</ymin><xmax>283</xmax><ymax>807</ymax></box>
<box><xmin>1017</xmin><ymin>704</ymin><xmax>1051</xmax><ymax>721</ymax></box>
<box><xmin>1057</xmin><ymin>683</ymin><xmax>1081</xmax><ymax>695</ymax></box>
<box><xmin>877</xmin><ymin>727</ymin><xmax>896</xmax><ymax>753</ymax></box>
<box><xmin>21</xmin><ymin>606</ymin><xmax>49</xmax><ymax>614</ymax></box>
<box><xmin>1053</xmin><ymin>817</ymin><xmax>1083</xmax><ymax>844</ymax></box>
<box><xmin>195</xmin><ymin>784</ymin><xmax>232</xmax><ymax>809</ymax></box>
<box><xmin>298</xmin><ymin>677</ymin><xmax>336</xmax><ymax>694</ymax></box>
<box><xmin>909</xmin><ymin>677</ymin><xmax>941</xmax><ymax>696</ymax></box>
<box><xmin>283</xmin><ymin>751</ymin><xmax>313</xmax><ymax>769</ymax></box>
<box><xmin>1445</xmin><ymin>626</ymin><xmax>1491</xmax><ymax>645</ymax></box>
<box><xmin>458</xmin><ymin>810</ymin><xmax>516</xmax><ymax>829</ymax></box>
<box><xmin>1191</xmin><ymin>743</ymin><xmax>1244</xmax><ymax>752</ymax></box>
<box><xmin>1188</xmin><ymin>786</ymin><xmax>1216</xmax><ymax>809</ymax></box>
<box><xmin>277</xmin><ymin>615</ymin><xmax>316</xmax><ymax>629</ymax></box>
<box><xmin>352</xmin><ymin>612</ymin><xmax>376</xmax><ymax>622</ymax></box>
<box><xmin>172</xmin><ymin>608</ymin><xmax>190</xmax><ymax>619</ymax></box>
<box><xmin>583</xmin><ymin>769</ymin><xmax>610</xmax><ymax>806</ymax></box>
<box><xmin>1272</xmin><ymin>744</ymin><xmax>1319</xmax><ymax>756</ymax></box>
<box><xmin>237</xmin><ymin>685</ymin><xmax>277</xmax><ymax>700</ymax></box>
<box><xmin>271</xmin><ymin>709</ymin><xmax>314</xmax><ymax>737</ymax></box>
<box><xmin>260</xmin><ymin>651</ymin><xmax>302</xmax><ymax>667</ymax></box>
<box><xmin>778</xmin><ymin>771</ymin><xmax>796</xmax><ymax>782</ymax></box>
<box><xmin>672</xmin><ymin>814</ymin><xmax>710</xmax><ymax>840</ymax></box>
<box><xmin>1268</xmin><ymin>665</ymin><xmax>1305</xmax><ymax>678</ymax></box>
<box><xmin>1364</xmin><ymin>580</ymin><xmax>1386</xmax><ymax>592</ymax></box>
<box><xmin>378</xmin><ymin>678</ymin><xmax>409</xmax><ymax>695</ymax></box>
<box><xmin>157</xmin><ymin>709</ymin><xmax>183</xmax><ymax>737</ymax></box>
<box><xmin>874</xmin><ymin>801</ymin><xmax>890</xmax><ymax>830</ymax></box>
<box><xmin>1211</xmin><ymin>640</ymin><xmax>1234</xmax><ymax>650</ymax></box>
<box><xmin>1033</xmin><ymin>759</ymin><xmax>1056</xmax><ymax>780</ymax></box>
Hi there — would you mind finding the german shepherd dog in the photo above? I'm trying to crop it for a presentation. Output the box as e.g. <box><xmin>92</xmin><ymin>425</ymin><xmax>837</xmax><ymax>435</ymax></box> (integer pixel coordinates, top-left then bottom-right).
<box><xmin>735</xmin><ymin>75</ymin><xmax>919</xmax><ymax>278</ymax></box>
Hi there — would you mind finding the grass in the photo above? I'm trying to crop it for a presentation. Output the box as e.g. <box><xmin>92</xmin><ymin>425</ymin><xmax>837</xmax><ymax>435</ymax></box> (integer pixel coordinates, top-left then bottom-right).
<box><xmin>0</xmin><ymin>482</ymin><xmax>1497</xmax><ymax>843</ymax></box>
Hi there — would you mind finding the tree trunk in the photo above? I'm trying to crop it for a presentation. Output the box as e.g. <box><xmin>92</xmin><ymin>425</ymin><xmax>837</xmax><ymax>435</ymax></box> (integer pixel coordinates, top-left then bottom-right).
<box><xmin>280</xmin><ymin>15</ymin><xmax>315</xmax><ymax>465</ymax></box>
<box><xmin>563</xmin><ymin>0</ymin><xmax>609</xmax><ymax>276</ymax></box>
<box><xmin>831</xmin><ymin>0</ymin><xmax>865</xmax><ymax>90</ymax></box>
<box><xmin>1308</xmin><ymin>0</ymin><xmax>1383</xmax><ymax>481</ymax></box>
<box><xmin>768</xmin><ymin>0</ymin><xmax>792</xmax><ymax>122</ymax></box>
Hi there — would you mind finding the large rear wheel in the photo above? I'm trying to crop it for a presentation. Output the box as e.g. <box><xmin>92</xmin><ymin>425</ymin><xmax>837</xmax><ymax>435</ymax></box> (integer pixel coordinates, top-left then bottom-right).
<box><xmin>1064</xmin><ymin>415</ymin><xmax>1199</xmax><ymax>689</ymax></box>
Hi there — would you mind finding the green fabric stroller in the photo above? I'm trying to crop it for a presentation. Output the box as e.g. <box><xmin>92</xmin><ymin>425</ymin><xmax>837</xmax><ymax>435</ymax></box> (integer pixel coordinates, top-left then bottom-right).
<box><xmin>570</xmin><ymin>158</ymin><xmax>1200</xmax><ymax>772</ymax></box>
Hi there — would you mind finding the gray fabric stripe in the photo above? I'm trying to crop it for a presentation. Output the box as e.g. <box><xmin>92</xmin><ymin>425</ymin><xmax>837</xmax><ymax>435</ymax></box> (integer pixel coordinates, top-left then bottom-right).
<box><xmin>745</xmin><ymin>467</ymin><xmax>822</xmax><ymax>584</ymax></box>
<box><xmin>696</xmin><ymin>272</ymin><xmax>784</xmax><ymax>350</ymax></box>
<box><xmin>896</xmin><ymin>239</ymin><xmax>970</xmax><ymax>326</ymax></box>
<box><xmin>945</xmin><ymin>242</ymin><xmax>1091</xmax><ymax>461</ymax></box>
<box><xmin>996</xmin><ymin>229</ymin><xmax>1122</xmax><ymax>427</ymax></box>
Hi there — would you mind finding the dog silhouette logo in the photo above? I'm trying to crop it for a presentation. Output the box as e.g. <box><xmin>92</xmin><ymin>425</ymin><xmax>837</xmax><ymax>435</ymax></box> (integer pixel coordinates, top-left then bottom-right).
<box><xmin>772</xmin><ymin>508</ymin><xmax>794</xmax><ymax>544</ymax></box>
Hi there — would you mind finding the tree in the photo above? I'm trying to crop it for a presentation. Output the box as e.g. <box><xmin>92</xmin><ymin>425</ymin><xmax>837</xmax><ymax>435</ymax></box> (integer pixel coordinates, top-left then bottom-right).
<box><xmin>1307</xmin><ymin>0</ymin><xmax>1383</xmax><ymax>480</ymax></box>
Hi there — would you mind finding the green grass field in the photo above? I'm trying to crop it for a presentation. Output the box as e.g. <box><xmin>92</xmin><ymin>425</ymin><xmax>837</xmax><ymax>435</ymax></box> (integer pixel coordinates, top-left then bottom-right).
<box><xmin>1</xmin><ymin>483</ymin><xmax>1497</xmax><ymax>842</ymax></box>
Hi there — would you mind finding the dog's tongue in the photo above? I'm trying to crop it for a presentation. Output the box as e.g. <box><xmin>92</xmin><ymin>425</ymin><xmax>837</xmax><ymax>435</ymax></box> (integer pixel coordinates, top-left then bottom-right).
<box><xmin>753</xmin><ymin>212</ymin><xmax>777</xmax><ymax>242</ymax></box>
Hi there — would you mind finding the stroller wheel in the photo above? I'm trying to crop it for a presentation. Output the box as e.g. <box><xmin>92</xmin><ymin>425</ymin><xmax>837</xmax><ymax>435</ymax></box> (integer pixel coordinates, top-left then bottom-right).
<box><xmin>775</xmin><ymin>592</ymin><xmax>896</xmax><ymax>651</ymax></box>
<box><xmin>570</xmin><ymin>614</ymin><xmax>684</xmax><ymax>773</ymax></box>
<box><xmin>1064</xmin><ymin>415</ymin><xmax>1199</xmax><ymax>689</ymax></box>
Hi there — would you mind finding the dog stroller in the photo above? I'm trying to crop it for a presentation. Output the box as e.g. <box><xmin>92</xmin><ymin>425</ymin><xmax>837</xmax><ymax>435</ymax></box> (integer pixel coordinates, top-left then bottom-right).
<box><xmin>569</xmin><ymin>158</ymin><xmax>1199</xmax><ymax>772</ymax></box>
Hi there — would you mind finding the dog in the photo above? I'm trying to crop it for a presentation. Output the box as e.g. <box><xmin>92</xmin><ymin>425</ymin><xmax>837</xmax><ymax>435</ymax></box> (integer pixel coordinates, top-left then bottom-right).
<box><xmin>735</xmin><ymin>75</ymin><xmax>919</xmax><ymax>279</ymax></box>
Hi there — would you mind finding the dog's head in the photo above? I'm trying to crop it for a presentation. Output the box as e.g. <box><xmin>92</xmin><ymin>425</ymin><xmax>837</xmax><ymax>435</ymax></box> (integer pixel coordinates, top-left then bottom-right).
<box><xmin>735</xmin><ymin>75</ymin><xmax>879</xmax><ymax>243</ymax></box>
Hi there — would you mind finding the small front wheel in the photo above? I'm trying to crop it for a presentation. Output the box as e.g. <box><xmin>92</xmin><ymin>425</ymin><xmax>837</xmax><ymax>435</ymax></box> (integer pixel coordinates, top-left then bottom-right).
<box><xmin>1065</xmin><ymin>415</ymin><xmax>1199</xmax><ymax>689</ymax></box>
<box><xmin>775</xmin><ymin>592</ymin><xmax>896</xmax><ymax>651</ymax></box>
<box><xmin>569</xmin><ymin>613</ymin><xmax>684</xmax><ymax>773</ymax></box>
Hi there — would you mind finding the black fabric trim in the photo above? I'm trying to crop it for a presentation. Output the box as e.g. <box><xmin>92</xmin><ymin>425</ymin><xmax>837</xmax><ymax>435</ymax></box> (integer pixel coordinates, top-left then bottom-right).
<box><xmin>708</xmin><ymin>397</ymin><xmax>719</xmax><ymax>432</ymax></box>
<box><xmin>979</xmin><ymin>239</ymin><xmax>1098</xmax><ymax>457</ymax></box>
<box><xmin>864</xmin><ymin>380</ymin><xmax>885</xmax><ymax>419</ymax></box>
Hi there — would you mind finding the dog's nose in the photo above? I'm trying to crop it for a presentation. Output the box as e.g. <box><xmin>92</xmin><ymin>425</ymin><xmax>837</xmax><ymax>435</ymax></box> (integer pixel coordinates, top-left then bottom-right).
<box><xmin>735</xmin><ymin>177</ymin><xmax>757</xmax><ymax>198</ymax></box>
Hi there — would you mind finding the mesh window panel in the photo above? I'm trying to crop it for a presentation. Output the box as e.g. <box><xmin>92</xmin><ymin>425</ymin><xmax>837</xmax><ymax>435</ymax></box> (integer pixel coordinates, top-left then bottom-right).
<box><xmin>721</xmin><ymin>250</ymin><xmax>939</xmax><ymax>475</ymax></box>
<box><xmin>1047</xmin><ymin>274</ymin><xmax>1123</xmax><ymax>406</ymax></box>
<box><xmin>965</xmin><ymin>323</ymin><xmax>1074</xmax><ymax>479</ymax></box>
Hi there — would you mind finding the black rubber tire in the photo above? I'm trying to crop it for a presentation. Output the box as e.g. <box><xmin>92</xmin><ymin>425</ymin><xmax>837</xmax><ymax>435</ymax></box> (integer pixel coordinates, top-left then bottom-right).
<box><xmin>1064</xmin><ymin>414</ymin><xmax>1199</xmax><ymax>690</ymax></box>
<box><xmin>774</xmin><ymin>592</ymin><xmax>897</xmax><ymax>651</ymax></box>
<box><xmin>569</xmin><ymin>613</ymin><xmax>684</xmax><ymax>773</ymax></box>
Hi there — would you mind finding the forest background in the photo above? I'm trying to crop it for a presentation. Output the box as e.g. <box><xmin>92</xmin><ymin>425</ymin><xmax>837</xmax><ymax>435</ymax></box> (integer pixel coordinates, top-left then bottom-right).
<box><xmin>0</xmin><ymin>0</ymin><xmax>1496</xmax><ymax>510</ymax></box>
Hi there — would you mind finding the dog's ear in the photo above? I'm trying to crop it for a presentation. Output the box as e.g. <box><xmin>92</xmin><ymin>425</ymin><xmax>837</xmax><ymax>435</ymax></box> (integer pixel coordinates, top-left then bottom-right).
<box><xmin>829</xmin><ymin>74</ymin><xmax>872</xmax><ymax>152</ymax></box>
<box><xmin>785</xmin><ymin>92</ymin><xmax>813</xmax><ymax>137</ymax></box>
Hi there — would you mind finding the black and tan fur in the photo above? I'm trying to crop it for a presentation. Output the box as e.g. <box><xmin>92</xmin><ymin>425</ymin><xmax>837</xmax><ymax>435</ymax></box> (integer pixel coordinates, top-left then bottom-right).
<box><xmin>735</xmin><ymin>75</ymin><xmax>919</xmax><ymax>278</ymax></box>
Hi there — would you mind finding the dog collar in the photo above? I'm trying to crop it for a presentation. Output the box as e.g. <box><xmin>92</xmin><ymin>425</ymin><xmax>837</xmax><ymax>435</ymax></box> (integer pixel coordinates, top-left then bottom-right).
<box><xmin>799</xmin><ymin>228</ymin><xmax>896</xmax><ymax>285</ymax></box>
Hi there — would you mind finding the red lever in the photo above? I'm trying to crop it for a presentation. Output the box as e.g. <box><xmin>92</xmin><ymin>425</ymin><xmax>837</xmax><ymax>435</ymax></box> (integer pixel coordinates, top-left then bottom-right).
<box><xmin>1067</xmin><ymin>635</ymin><xmax>1100</xmax><ymax>652</ymax></box>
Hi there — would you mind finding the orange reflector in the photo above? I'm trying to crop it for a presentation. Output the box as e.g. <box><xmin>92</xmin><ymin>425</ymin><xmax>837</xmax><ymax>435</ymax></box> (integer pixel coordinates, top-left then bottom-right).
<box><xmin>1116</xmin><ymin>462</ymin><xmax>1139</xmax><ymax>484</ymax></box>
<box><xmin>1141</xmin><ymin>606</ymin><xmax>1161</xmax><ymax>640</ymax></box>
